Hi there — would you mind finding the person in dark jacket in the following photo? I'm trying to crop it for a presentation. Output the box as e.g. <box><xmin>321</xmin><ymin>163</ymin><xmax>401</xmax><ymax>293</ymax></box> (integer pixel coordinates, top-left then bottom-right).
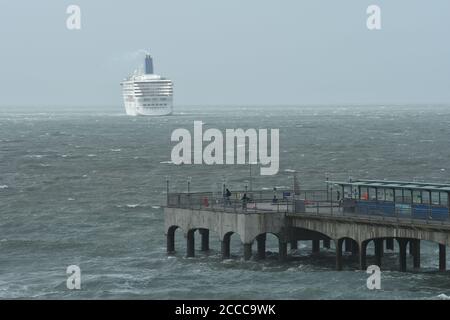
<box><xmin>225</xmin><ymin>188</ymin><xmax>232</xmax><ymax>205</ymax></box>
<box><xmin>242</xmin><ymin>193</ymin><xmax>250</xmax><ymax>210</ymax></box>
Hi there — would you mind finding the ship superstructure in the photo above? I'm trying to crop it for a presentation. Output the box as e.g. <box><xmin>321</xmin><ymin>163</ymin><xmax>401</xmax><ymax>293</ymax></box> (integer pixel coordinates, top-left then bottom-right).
<box><xmin>121</xmin><ymin>55</ymin><xmax>173</xmax><ymax>116</ymax></box>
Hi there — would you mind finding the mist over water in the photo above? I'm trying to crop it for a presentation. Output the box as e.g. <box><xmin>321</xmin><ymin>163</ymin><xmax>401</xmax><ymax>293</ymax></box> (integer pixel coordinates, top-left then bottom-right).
<box><xmin>1</xmin><ymin>105</ymin><xmax>450</xmax><ymax>299</ymax></box>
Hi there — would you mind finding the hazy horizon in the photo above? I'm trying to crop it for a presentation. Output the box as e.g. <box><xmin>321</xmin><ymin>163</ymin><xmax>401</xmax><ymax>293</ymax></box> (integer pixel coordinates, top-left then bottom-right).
<box><xmin>1</xmin><ymin>1</ymin><xmax>450</xmax><ymax>108</ymax></box>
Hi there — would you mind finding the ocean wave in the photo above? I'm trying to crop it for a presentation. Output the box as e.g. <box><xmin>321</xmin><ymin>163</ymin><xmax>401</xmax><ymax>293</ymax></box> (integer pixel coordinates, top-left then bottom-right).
<box><xmin>0</xmin><ymin>185</ymin><xmax>8</xmax><ymax>189</ymax></box>
<box><xmin>25</xmin><ymin>154</ymin><xmax>45</xmax><ymax>159</ymax></box>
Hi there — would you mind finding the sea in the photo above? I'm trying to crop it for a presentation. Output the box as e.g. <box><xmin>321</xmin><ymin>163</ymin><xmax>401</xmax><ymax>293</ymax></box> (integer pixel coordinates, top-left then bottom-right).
<box><xmin>1</xmin><ymin>104</ymin><xmax>450</xmax><ymax>299</ymax></box>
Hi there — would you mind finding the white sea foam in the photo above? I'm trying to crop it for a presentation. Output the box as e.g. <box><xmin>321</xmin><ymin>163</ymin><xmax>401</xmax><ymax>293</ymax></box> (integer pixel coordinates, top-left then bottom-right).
<box><xmin>0</xmin><ymin>185</ymin><xmax>9</xmax><ymax>189</ymax></box>
<box><xmin>437</xmin><ymin>294</ymin><xmax>450</xmax><ymax>300</ymax></box>
<box><xmin>26</xmin><ymin>155</ymin><xmax>44</xmax><ymax>159</ymax></box>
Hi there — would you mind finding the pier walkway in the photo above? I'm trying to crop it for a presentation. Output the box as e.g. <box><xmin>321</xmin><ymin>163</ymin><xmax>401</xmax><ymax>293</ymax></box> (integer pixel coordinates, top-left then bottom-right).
<box><xmin>165</xmin><ymin>181</ymin><xmax>450</xmax><ymax>272</ymax></box>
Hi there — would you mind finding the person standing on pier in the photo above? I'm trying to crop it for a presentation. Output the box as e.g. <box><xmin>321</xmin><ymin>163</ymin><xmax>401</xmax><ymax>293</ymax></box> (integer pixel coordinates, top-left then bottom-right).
<box><xmin>242</xmin><ymin>193</ymin><xmax>250</xmax><ymax>210</ymax></box>
<box><xmin>225</xmin><ymin>188</ymin><xmax>232</xmax><ymax>206</ymax></box>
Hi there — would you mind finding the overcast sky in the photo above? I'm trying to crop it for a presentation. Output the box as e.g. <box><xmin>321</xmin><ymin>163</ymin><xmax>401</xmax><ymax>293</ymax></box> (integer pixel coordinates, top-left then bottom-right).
<box><xmin>1</xmin><ymin>0</ymin><xmax>449</xmax><ymax>108</ymax></box>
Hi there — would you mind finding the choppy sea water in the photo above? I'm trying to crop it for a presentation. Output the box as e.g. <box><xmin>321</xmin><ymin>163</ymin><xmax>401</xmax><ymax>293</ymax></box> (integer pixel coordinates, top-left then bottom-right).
<box><xmin>1</xmin><ymin>105</ymin><xmax>450</xmax><ymax>299</ymax></box>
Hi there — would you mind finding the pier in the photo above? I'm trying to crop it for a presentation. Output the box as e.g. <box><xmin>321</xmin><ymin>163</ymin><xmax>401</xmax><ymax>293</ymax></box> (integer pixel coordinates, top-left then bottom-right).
<box><xmin>164</xmin><ymin>179</ymin><xmax>450</xmax><ymax>272</ymax></box>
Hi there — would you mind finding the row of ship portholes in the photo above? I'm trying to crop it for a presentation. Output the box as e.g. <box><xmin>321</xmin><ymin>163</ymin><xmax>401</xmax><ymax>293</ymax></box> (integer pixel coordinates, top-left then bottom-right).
<box><xmin>142</xmin><ymin>104</ymin><xmax>169</xmax><ymax>108</ymax></box>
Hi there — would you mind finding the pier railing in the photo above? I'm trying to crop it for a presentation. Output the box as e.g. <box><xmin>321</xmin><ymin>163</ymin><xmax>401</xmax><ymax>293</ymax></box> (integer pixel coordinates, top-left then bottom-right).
<box><xmin>166</xmin><ymin>189</ymin><xmax>336</xmax><ymax>214</ymax></box>
<box><xmin>166</xmin><ymin>188</ymin><xmax>450</xmax><ymax>224</ymax></box>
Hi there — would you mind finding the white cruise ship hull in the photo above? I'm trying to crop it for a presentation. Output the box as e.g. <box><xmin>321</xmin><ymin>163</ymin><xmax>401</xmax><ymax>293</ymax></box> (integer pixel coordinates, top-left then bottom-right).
<box><xmin>123</xmin><ymin>97</ymin><xmax>173</xmax><ymax>116</ymax></box>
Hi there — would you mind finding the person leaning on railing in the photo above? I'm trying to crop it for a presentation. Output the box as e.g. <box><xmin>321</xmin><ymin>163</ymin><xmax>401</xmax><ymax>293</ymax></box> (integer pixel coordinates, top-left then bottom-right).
<box><xmin>242</xmin><ymin>193</ymin><xmax>250</xmax><ymax>210</ymax></box>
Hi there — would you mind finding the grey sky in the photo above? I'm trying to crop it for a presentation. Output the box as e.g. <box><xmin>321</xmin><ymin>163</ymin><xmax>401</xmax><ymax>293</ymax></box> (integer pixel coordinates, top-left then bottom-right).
<box><xmin>1</xmin><ymin>0</ymin><xmax>449</xmax><ymax>108</ymax></box>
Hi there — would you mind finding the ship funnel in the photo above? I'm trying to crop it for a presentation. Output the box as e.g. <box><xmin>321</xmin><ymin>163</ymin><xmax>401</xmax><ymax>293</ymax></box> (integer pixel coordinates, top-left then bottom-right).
<box><xmin>145</xmin><ymin>54</ymin><xmax>154</xmax><ymax>74</ymax></box>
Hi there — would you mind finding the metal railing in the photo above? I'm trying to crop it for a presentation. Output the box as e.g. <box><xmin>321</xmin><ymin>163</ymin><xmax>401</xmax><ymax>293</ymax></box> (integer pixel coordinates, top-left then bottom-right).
<box><xmin>290</xmin><ymin>198</ymin><xmax>450</xmax><ymax>227</ymax></box>
<box><xmin>167</xmin><ymin>188</ymin><xmax>450</xmax><ymax>226</ymax></box>
<box><xmin>168</xmin><ymin>190</ymin><xmax>300</xmax><ymax>214</ymax></box>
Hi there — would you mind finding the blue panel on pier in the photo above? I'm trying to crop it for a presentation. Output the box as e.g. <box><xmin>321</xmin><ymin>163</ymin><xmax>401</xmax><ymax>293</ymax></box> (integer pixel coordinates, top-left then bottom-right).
<box><xmin>412</xmin><ymin>205</ymin><xmax>430</xmax><ymax>220</ymax></box>
<box><xmin>431</xmin><ymin>207</ymin><xmax>449</xmax><ymax>221</ymax></box>
<box><xmin>356</xmin><ymin>200</ymin><xmax>395</xmax><ymax>216</ymax></box>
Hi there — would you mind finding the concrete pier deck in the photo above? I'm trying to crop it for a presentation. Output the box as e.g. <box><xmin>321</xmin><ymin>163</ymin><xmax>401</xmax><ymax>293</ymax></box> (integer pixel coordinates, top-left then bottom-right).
<box><xmin>164</xmin><ymin>188</ymin><xmax>450</xmax><ymax>272</ymax></box>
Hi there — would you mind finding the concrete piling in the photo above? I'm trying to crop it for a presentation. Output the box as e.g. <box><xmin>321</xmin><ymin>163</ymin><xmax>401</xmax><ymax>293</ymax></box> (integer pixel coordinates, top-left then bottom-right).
<box><xmin>312</xmin><ymin>240</ymin><xmax>320</xmax><ymax>254</ymax></box>
<box><xmin>336</xmin><ymin>239</ymin><xmax>343</xmax><ymax>271</ymax></box>
<box><xmin>412</xmin><ymin>239</ymin><xmax>420</xmax><ymax>269</ymax></box>
<box><xmin>359</xmin><ymin>240</ymin><xmax>368</xmax><ymax>270</ymax></box>
<box><xmin>200</xmin><ymin>229</ymin><xmax>209</xmax><ymax>251</ymax></box>
<box><xmin>187</xmin><ymin>230</ymin><xmax>195</xmax><ymax>258</ymax></box>
<box><xmin>386</xmin><ymin>238</ymin><xmax>394</xmax><ymax>251</ymax></box>
<box><xmin>439</xmin><ymin>244</ymin><xmax>446</xmax><ymax>272</ymax></box>
<box><xmin>243</xmin><ymin>243</ymin><xmax>252</xmax><ymax>261</ymax></box>
<box><xmin>167</xmin><ymin>233</ymin><xmax>175</xmax><ymax>254</ymax></box>
<box><xmin>256</xmin><ymin>234</ymin><xmax>266</xmax><ymax>260</ymax></box>
<box><xmin>279</xmin><ymin>241</ymin><xmax>288</xmax><ymax>262</ymax></box>
<box><xmin>398</xmin><ymin>238</ymin><xmax>408</xmax><ymax>272</ymax></box>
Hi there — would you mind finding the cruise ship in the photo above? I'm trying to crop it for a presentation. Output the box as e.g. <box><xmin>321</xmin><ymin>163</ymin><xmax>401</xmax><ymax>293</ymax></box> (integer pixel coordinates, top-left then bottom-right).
<box><xmin>120</xmin><ymin>54</ymin><xmax>173</xmax><ymax>116</ymax></box>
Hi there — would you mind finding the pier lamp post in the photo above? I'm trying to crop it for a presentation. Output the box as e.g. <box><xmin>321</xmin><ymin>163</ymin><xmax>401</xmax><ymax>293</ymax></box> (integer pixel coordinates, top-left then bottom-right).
<box><xmin>249</xmin><ymin>162</ymin><xmax>257</xmax><ymax>193</ymax></box>
<box><xmin>165</xmin><ymin>176</ymin><xmax>170</xmax><ymax>206</ymax></box>
<box><xmin>187</xmin><ymin>176</ymin><xmax>192</xmax><ymax>194</ymax></box>
<box><xmin>222</xmin><ymin>177</ymin><xmax>226</xmax><ymax>196</ymax></box>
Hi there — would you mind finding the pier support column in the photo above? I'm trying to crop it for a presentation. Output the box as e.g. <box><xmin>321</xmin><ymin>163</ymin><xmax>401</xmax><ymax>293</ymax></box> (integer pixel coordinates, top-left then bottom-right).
<box><xmin>359</xmin><ymin>240</ymin><xmax>368</xmax><ymax>270</ymax></box>
<box><xmin>200</xmin><ymin>229</ymin><xmax>209</xmax><ymax>252</ymax></box>
<box><xmin>323</xmin><ymin>239</ymin><xmax>331</xmax><ymax>249</ymax></box>
<box><xmin>386</xmin><ymin>238</ymin><xmax>394</xmax><ymax>251</ymax></box>
<box><xmin>374</xmin><ymin>239</ymin><xmax>383</xmax><ymax>267</ymax></box>
<box><xmin>290</xmin><ymin>240</ymin><xmax>298</xmax><ymax>250</ymax></box>
<box><xmin>221</xmin><ymin>234</ymin><xmax>231</xmax><ymax>260</ymax></box>
<box><xmin>186</xmin><ymin>230</ymin><xmax>195</xmax><ymax>258</ymax></box>
<box><xmin>397</xmin><ymin>238</ymin><xmax>408</xmax><ymax>272</ymax></box>
<box><xmin>336</xmin><ymin>239</ymin><xmax>344</xmax><ymax>271</ymax></box>
<box><xmin>167</xmin><ymin>228</ymin><xmax>176</xmax><ymax>254</ymax></box>
<box><xmin>439</xmin><ymin>244</ymin><xmax>446</xmax><ymax>272</ymax></box>
<box><xmin>279</xmin><ymin>241</ymin><xmax>288</xmax><ymax>262</ymax></box>
<box><xmin>256</xmin><ymin>234</ymin><xmax>266</xmax><ymax>260</ymax></box>
<box><xmin>412</xmin><ymin>239</ymin><xmax>420</xmax><ymax>269</ymax></box>
<box><xmin>312</xmin><ymin>240</ymin><xmax>320</xmax><ymax>254</ymax></box>
<box><xmin>243</xmin><ymin>243</ymin><xmax>252</xmax><ymax>261</ymax></box>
